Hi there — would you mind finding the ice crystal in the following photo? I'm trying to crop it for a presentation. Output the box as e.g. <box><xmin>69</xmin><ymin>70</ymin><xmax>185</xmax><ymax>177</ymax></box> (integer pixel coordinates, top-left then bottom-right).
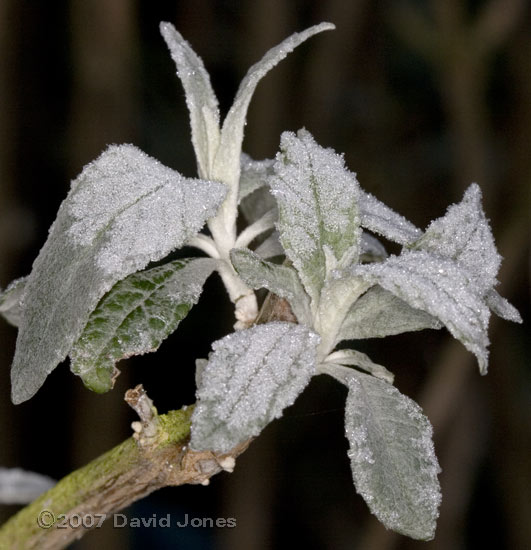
<box><xmin>11</xmin><ymin>145</ymin><xmax>225</xmax><ymax>404</ymax></box>
<box><xmin>269</xmin><ymin>129</ymin><xmax>362</xmax><ymax>303</ymax></box>
<box><xmin>191</xmin><ymin>322</ymin><xmax>320</xmax><ymax>453</ymax></box>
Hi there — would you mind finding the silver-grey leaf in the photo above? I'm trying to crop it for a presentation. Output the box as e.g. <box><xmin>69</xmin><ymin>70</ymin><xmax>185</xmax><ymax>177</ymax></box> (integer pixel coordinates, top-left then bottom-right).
<box><xmin>359</xmin><ymin>191</ymin><xmax>422</xmax><ymax>245</ymax></box>
<box><xmin>230</xmin><ymin>248</ymin><xmax>312</xmax><ymax>325</ymax></box>
<box><xmin>360</xmin><ymin>232</ymin><xmax>388</xmax><ymax>263</ymax></box>
<box><xmin>485</xmin><ymin>289</ymin><xmax>522</xmax><ymax>323</ymax></box>
<box><xmin>0</xmin><ymin>468</ymin><xmax>55</xmax><ymax>505</ymax></box>
<box><xmin>339</xmin><ymin>285</ymin><xmax>442</xmax><ymax>341</ymax></box>
<box><xmin>238</xmin><ymin>153</ymin><xmax>274</xmax><ymax>203</ymax></box>
<box><xmin>353</xmin><ymin>251</ymin><xmax>491</xmax><ymax>373</ymax></box>
<box><xmin>160</xmin><ymin>22</ymin><xmax>220</xmax><ymax>178</ymax></box>
<box><xmin>0</xmin><ymin>276</ymin><xmax>27</xmax><ymax>327</ymax></box>
<box><xmin>70</xmin><ymin>258</ymin><xmax>216</xmax><ymax>393</ymax></box>
<box><xmin>191</xmin><ymin>322</ymin><xmax>320</xmax><ymax>453</ymax></box>
<box><xmin>326</xmin><ymin>365</ymin><xmax>441</xmax><ymax>540</ymax></box>
<box><xmin>11</xmin><ymin>144</ymin><xmax>226</xmax><ymax>404</ymax></box>
<box><xmin>412</xmin><ymin>184</ymin><xmax>500</xmax><ymax>293</ymax></box>
<box><xmin>270</xmin><ymin>129</ymin><xmax>362</xmax><ymax>304</ymax></box>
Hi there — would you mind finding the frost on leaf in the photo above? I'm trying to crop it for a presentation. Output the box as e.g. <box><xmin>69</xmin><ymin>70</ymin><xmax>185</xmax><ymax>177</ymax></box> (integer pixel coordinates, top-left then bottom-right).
<box><xmin>238</xmin><ymin>154</ymin><xmax>274</xmax><ymax>203</ymax></box>
<box><xmin>412</xmin><ymin>184</ymin><xmax>500</xmax><ymax>293</ymax></box>
<box><xmin>0</xmin><ymin>276</ymin><xmax>27</xmax><ymax>327</ymax></box>
<box><xmin>339</xmin><ymin>285</ymin><xmax>441</xmax><ymax>341</ymax></box>
<box><xmin>360</xmin><ymin>232</ymin><xmax>388</xmax><ymax>263</ymax></box>
<box><xmin>359</xmin><ymin>191</ymin><xmax>422</xmax><ymax>245</ymax></box>
<box><xmin>325</xmin><ymin>365</ymin><xmax>441</xmax><ymax>540</ymax></box>
<box><xmin>190</xmin><ymin>322</ymin><xmax>320</xmax><ymax>453</ymax></box>
<box><xmin>269</xmin><ymin>130</ymin><xmax>362</xmax><ymax>304</ymax></box>
<box><xmin>230</xmin><ymin>249</ymin><xmax>311</xmax><ymax>325</ymax></box>
<box><xmin>485</xmin><ymin>289</ymin><xmax>522</xmax><ymax>323</ymax></box>
<box><xmin>214</xmin><ymin>23</ymin><xmax>335</xmax><ymax>190</ymax></box>
<box><xmin>160</xmin><ymin>22</ymin><xmax>220</xmax><ymax>178</ymax></box>
<box><xmin>353</xmin><ymin>251</ymin><xmax>491</xmax><ymax>373</ymax></box>
<box><xmin>70</xmin><ymin>258</ymin><xmax>216</xmax><ymax>393</ymax></box>
<box><xmin>11</xmin><ymin>144</ymin><xmax>226</xmax><ymax>404</ymax></box>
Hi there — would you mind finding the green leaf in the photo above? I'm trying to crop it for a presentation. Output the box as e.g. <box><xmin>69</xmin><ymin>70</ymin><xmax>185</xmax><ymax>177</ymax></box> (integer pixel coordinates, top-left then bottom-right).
<box><xmin>191</xmin><ymin>322</ymin><xmax>320</xmax><ymax>453</ymax></box>
<box><xmin>338</xmin><ymin>285</ymin><xmax>441</xmax><ymax>341</ymax></box>
<box><xmin>160</xmin><ymin>23</ymin><xmax>220</xmax><ymax>179</ymax></box>
<box><xmin>353</xmin><ymin>251</ymin><xmax>491</xmax><ymax>373</ymax></box>
<box><xmin>324</xmin><ymin>365</ymin><xmax>441</xmax><ymax>540</ymax></box>
<box><xmin>11</xmin><ymin>145</ymin><xmax>226</xmax><ymax>404</ymax></box>
<box><xmin>70</xmin><ymin>258</ymin><xmax>216</xmax><ymax>393</ymax></box>
<box><xmin>230</xmin><ymin>248</ymin><xmax>311</xmax><ymax>325</ymax></box>
<box><xmin>0</xmin><ymin>276</ymin><xmax>27</xmax><ymax>327</ymax></box>
<box><xmin>270</xmin><ymin>129</ymin><xmax>362</xmax><ymax>305</ymax></box>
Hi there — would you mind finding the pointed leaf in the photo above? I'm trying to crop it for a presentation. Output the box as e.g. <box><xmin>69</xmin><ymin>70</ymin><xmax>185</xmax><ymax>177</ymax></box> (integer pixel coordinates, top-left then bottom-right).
<box><xmin>230</xmin><ymin>248</ymin><xmax>311</xmax><ymax>325</ymax></box>
<box><xmin>412</xmin><ymin>184</ymin><xmax>500</xmax><ymax>292</ymax></box>
<box><xmin>324</xmin><ymin>349</ymin><xmax>394</xmax><ymax>384</ymax></box>
<box><xmin>353</xmin><ymin>251</ymin><xmax>491</xmax><ymax>373</ymax></box>
<box><xmin>11</xmin><ymin>145</ymin><xmax>226</xmax><ymax>404</ymax></box>
<box><xmin>359</xmin><ymin>191</ymin><xmax>422</xmax><ymax>245</ymax></box>
<box><xmin>213</xmin><ymin>23</ymin><xmax>335</xmax><ymax>190</ymax></box>
<box><xmin>339</xmin><ymin>285</ymin><xmax>441</xmax><ymax>341</ymax></box>
<box><xmin>160</xmin><ymin>22</ymin><xmax>220</xmax><ymax>178</ymax></box>
<box><xmin>0</xmin><ymin>276</ymin><xmax>27</xmax><ymax>327</ymax></box>
<box><xmin>191</xmin><ymin>322</ymin><xmax>320</xmax><ymax>453</ymax></box>
<box><xmin>70</xmin><ymin>258</ymin><xmax>216</xmax><ymax>393</ymax></box>
<box><xmin>485</xmin><ymin>289</ymin><xmax>522</xmax><ymax>323</ymax></box>
<box><xmin>270</xmin><ymin>129</ymin><xmax>362</xmax><ymax>303</ymax></box>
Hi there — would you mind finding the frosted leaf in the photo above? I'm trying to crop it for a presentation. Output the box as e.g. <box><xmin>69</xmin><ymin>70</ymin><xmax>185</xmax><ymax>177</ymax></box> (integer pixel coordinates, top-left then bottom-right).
<box><xmin>254</xmin><ymin>230</ymin><xmax>284</xmax><ymax>259</ymax></box>
<box><xmin>195</xmin><ymin>358</ymin><xmax>209</xmax><ymax>388</ymax></box>
<box><xmin>324</xmin><ymin>349</ymin><xmax>394</xmax><ymax>384</ymax></box>
<box><xmin>359</xmin><ymin>191</ymin><xmax>422</xmax><ymax>245</ymax></box>
<box><xmin>230</xmin><ymin>248</ymin><xmax>311</xmax><ymax>325</ymax></box>
<box><xmin>270</xmin><ymin>129</ymin><xmax>362</xmax><ymax>303</ymax></box>
<box><xmin>485</xmin><ymin>289</ymin><xmax>522</xmax><ymax>323</ymax></box>
<box><xmin>412</xmin><ymin>184</ymin><xmax>500</xmax><ymax>293</ymax></box>
<box><xmin>70</xmin><ymin>258</ymin><xmax>216</xmax><ymax>393</ymax></box>
<box><xmin>160</xmin><ymin>22</ymin><xmax>220</xmax><ymax>178</ymax></box>
<box><xmin>339</xmin><ymin>285</ymin><xmax>442</xmax><ymax>341</ymax></box>
<box><xmin>0</xmin><ymin>276</ymin><xmax>27</xmax><ymax>327</ymax></box>
<box><xmin>191</xmin><ymin>322</ymin><xmax>320</xmax><ymax>453</ymax></box>
<box><xmin>341</xmin><ymin>370</ymin><xmax>441</xmax><ymax>540</ymax></box>
<box><xmin>353</xmin><ymin>251</ymin><xmax>491</xmax><ymax>373</ymax></box>
<box><xmin>238</xmin><ymin>153</ymin><xmax>274</xmax><ymax>203</ymax></box>
<box><xmin>214</xmin><ymin>23</ymin><xmax>335</xmax><ymax>190</ymax></box>
<box><xmin>239</xmin><ymin>185</ymin><xmax>278</xmax><ymax>225</ymax></box>
<box><xmin>0</xmin><ymin>468</ymin><xmax>55</xmax><ymax>505</ymax></box>
<box><xmin>360</xmin><ymin>232</ymin><xmax>388</xmax><ymax>263</ymax></box>
<box><xmin>11</xmin><ymin>144</ymin><xmax>226</xmax><ymax>404</ymax></box>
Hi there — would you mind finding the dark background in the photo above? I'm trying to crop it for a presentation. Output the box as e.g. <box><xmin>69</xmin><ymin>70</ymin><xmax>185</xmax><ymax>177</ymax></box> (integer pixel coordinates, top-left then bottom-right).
<box><xmin>0</xmin><ymin>1</ymin><xmax>529</xmax><ymax>549</ymax></box>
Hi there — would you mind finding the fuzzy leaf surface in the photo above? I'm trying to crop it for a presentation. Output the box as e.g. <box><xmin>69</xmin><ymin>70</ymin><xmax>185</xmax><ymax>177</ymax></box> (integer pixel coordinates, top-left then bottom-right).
<box><xmin>11</xmin><ymin>144</ymin><xmax>225</xmax><ymax>404</ymax></box>
<box><xmin>70</xmin><ymin>258</ymin><xmax>216</xmax><ymax>393</ymax></box>
<box><xmin>160</xmin><ymin>22</ymin><xmax>220</xmax><ymax>178</ymax></box>
<box><xmin>270</xmin><ymin>130</ymin><xmax>362</xmax><ymax>303</ymax></box>
<box><xmin>359</xmin><ymin>191</ymin><xmax>422</xmax><ymax>245</ymax></box>
<box><xmin>238</xmin><ymin>154</ymin><xmax>274</xmax><ymax>202</ymax></box>
<box><xmin>343</xmin><ymin>370</ymin><xmax>441</xmax><ymax>540</ymax></box>
<box><xmin>230</xmin><ymin>249</ymin><xmax>311</xmax><ymax>325</ymax></box>
<box><xmin>353</xmin><ymin>251</ymin><xmax>491</xmax><ymax>373</ymax></box>
<box><xmin>0</xmin><ymin>276</ymin><xmax>27</xmax><ymax>327</ymax></box>
<box><xmin>339</xmin><ymin>285</ymin><xmax>441</xmax><ymax>341</ymax></box>
<box><xmin>191</xmin><ymin>322</ymin><xmax>320</xmax><ymax>453</ymax></box>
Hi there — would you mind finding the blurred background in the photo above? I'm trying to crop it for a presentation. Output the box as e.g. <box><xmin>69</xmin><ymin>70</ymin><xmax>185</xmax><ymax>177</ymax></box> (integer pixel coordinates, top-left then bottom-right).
<box><xmin>0</xmin><ymin>1</ymin><xmax>529</xmax><ymax>549</ymax></box>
